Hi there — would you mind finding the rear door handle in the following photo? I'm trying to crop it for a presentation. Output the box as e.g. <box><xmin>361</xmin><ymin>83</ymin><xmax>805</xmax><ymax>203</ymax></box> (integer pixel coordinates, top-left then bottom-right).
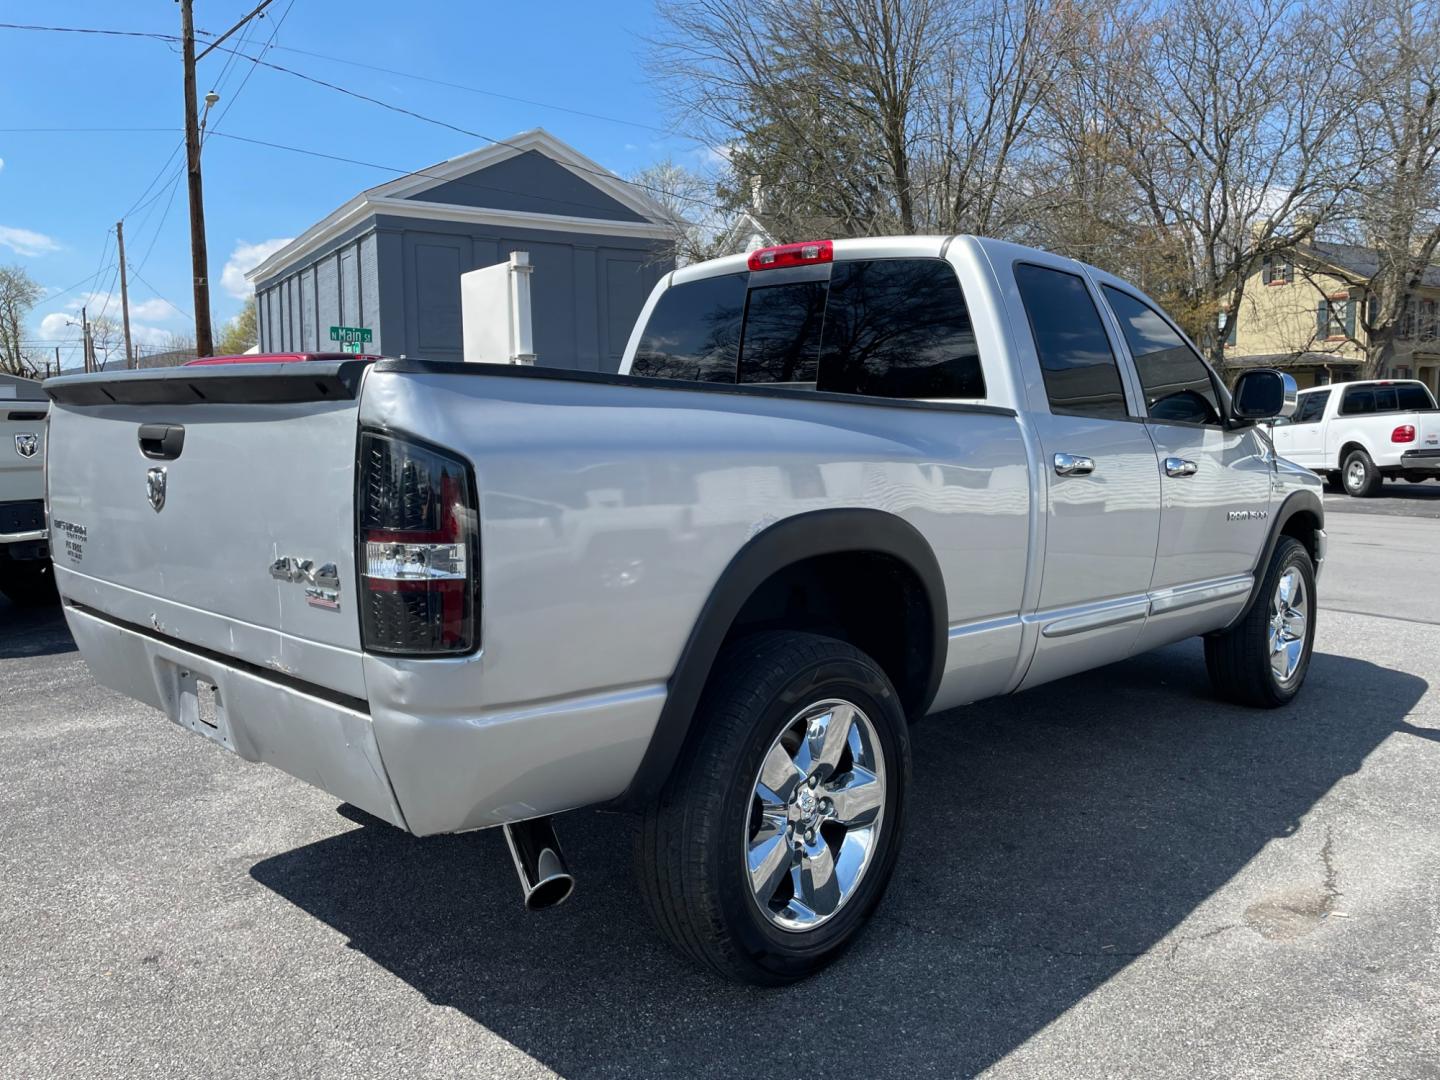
<box><xmin>1164</xmin><ymin>457</ymin><xmax>1198</xmax><ymax>477</ymax></box>
<box><xmin>138</xmin><ymin>423</ymin><xmax>185</xmax><ymax>461</ymax></box>
<box><xmin>1053</xmin><ymin>452</ymin><xmax>1095</xmax><ymax>476</ymax></box>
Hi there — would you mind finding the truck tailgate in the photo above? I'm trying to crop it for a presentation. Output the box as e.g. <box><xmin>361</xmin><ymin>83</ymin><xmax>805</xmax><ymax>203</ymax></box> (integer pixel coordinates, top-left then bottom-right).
<box><xmin>45</xmin><ymin>362</ymin><xmax>370</xmax><ymax>699</ymax></box>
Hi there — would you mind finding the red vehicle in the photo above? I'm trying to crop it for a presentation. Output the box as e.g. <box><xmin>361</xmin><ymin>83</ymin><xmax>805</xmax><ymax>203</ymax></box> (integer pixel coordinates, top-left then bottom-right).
<box><xmin>184</xmin><ymin>352</ymin><xmax>385</xmax><ymax>366</ymax></box>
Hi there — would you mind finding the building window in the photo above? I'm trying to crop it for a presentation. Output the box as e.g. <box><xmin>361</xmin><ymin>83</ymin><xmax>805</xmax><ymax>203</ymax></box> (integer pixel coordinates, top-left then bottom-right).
<box><xmin>1317</xmin><ymin>295</ymin><xmax>1354</xmax><ymax>341</ymax></box>
<box><xmin>1400</xmin><ymin>296</ymin><xmax>1418</xmax><ymax>340</ymax></box>
<box><xmin>1262</xmin><ymin>255</ymin><xmax>1291</xmax><ymax>285</ymax></box>
<box><xmin>1423</xmin><ymin>299</ymin><xmax>1437</xmax><ymax>341</ymax></box>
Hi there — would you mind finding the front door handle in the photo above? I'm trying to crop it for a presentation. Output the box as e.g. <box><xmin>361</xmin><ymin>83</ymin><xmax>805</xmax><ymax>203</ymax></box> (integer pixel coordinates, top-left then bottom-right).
<box><xmin>1164</xmin><ymin>457</ymin><xmax>1198</xmax><ymax>477</ymax></box>
<box><xmin>1053</xmin><ymin>452</ymin><xmax>1096</xmax><ymax>476</ymax></box>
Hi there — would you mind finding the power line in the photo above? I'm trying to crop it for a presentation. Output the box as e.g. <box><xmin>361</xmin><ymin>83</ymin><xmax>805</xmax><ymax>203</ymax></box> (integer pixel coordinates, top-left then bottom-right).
<box><xmin>128</xmin><ymin>267</ymin><xmax>192</xmax><ymax>321</ymax></box>
<box><xmin>0</xmin><ymin>21</ymin><xmax>684</xmax><ymax>138</ymax></box>
<box><xmin>0</xmin><ymin>20</ymin><xmax>715</xmax><ymax>212</ymax></box>
<box><xmin>0</xmin><ymin>22</ymin><xmax>173</xmax><ymax>40</ymax></box>
<box><xmin>204</xmin><ymin>130</ymin><xmax>705</xmax><ymax>218</ymax></box>
<box><xmin>224</xmin><ymin>41</ymin><xmax>686</xmax><ymax>138</ymax></box>
<box><xmin>204</xmin><ymin>51</ymin><xmax>722</xmax><ymax>212</ymax></box>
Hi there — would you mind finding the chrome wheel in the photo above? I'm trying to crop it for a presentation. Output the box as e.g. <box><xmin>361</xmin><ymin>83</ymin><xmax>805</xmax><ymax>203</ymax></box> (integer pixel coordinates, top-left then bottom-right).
<box><xmin>1268</xmin><ymin>567</ymin><xmax>1309</xmax><ymax>684</ymax></box>
<box><xmin>744</xmin><ymin>698</ymin><xmax>886</xmax><ymax>932</ymax></box>
<box><xmin>1345</xmin><ymin>458</ymin><xmax>1367</xmax><ymax>491</ymax></box>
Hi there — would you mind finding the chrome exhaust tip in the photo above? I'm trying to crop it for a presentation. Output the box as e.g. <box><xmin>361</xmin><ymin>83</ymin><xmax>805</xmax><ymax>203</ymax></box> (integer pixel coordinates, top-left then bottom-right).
<box><xmin>502</xmin><ymin>816</ymin><xmax>574</xmax><ymax>911</ymax></box>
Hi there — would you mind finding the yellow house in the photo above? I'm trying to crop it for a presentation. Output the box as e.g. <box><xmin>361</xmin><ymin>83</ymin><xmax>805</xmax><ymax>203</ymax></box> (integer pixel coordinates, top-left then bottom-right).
<box><xmin>1222</xmin><ymin>241</ymin><xmax>1440</xmax><ymax>393</ymax></box>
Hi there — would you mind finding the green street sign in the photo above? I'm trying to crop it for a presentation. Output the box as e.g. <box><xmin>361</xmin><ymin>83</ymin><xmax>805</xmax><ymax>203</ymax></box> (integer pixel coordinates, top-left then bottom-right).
<box><xmin>342</xmin><ymin>341</ymin><xmax>364</xmax><ymax>354</ymax></box>
<box><xmin>329</xmin><ymin>326</ymin><xmax>372</xmax><ymax>344</ymax></box>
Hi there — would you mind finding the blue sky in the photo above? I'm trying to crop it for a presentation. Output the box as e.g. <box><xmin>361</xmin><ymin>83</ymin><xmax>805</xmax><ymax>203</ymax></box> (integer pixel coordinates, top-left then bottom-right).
<box><xmin>0</xmin><ymin>1</ymin><xmax>700</xmax><ymax>366</ymax></box>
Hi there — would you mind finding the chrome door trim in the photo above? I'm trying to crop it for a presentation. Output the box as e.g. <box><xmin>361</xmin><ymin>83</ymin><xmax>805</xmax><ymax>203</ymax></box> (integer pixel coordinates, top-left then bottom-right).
<box><xmin>1147</xmin><ymin>574</ymin><xmax>1253</xmax><ymax>616</ymax></box>
<box><xmin>1038</xmin><ymin>597</ymin><xmax>1151</xmax><ymax>639</ymax></box>
<box><xmin>1163</xmin><ymin>457</ymin><xmax>1198</xmax><ymax>477</ymax></box>
<box><xmin>1053</xmin><ymin>452</ymin><xmax>1096</xmax><ymax>476</ymax></box>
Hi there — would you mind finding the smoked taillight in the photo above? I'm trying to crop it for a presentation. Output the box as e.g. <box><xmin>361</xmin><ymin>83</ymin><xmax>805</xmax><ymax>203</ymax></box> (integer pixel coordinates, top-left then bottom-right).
<box><xmin>1392</xmin><ymin>424</ymin><xmax>1416</xmax><ymax>443</ymax></box>
<box><xmin>357</xmin><ymin>430</ymin><xmax>479</xmax><ymax>655</ymax></box>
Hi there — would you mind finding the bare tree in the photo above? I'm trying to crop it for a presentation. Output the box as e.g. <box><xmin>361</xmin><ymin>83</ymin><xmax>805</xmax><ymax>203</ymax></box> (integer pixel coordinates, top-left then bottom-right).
<box><xmin>653</xmin><ymin>0</ymin><xmax>1061</xmax><ymax>240</ymax></box>
<box><xmin>630</xmin><ymin>158</ymin><xmax>731</xmax><ymax>265</ymax></box>
<box><xmin>1306</xmin><ymin>0</ymin><xmax>1440</xmax><ymax>378</ymax></box>
<box><xmin>0</xmin><ymin>265</ymin><xmax>43</xmax><ymax>377</ymax></box>
<box><xmin>1098</xmin><ymin>0</ymin><xmax>1366</xmax><ymax>357</ymax></box>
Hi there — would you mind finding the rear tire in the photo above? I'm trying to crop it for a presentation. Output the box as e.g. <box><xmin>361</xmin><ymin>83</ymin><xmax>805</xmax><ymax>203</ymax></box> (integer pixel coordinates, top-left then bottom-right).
<box><xmin>0</xmin><ymin>560</ymin><xmax>58</xmax><ymax>607</ymax></box>
<box><xmin>635</xmin><ymin>631</ymin><xmax>910</xmax><ymax>985</ymax></box>
<box><xmin>1341</xmin><ymin>449</ymin><xmax>1381</xmax><ymax>497</ymax></box>
<box><xmin>1204</xmin><ymin>536</ymin><xmax>1315</xmax><ymax>708</ymax></box>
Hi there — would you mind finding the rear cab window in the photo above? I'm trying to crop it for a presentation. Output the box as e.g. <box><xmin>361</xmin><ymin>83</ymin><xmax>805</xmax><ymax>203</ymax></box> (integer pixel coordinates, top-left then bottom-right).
<box><xmin>1342</xmin><ymin>383</ymin><xmax>1438</xmax><ymax>414</ymax></box>
<box><xmin>630</xmin><ymin>256</ymin><xmax>986</xmax><ymax>401</ymax></box>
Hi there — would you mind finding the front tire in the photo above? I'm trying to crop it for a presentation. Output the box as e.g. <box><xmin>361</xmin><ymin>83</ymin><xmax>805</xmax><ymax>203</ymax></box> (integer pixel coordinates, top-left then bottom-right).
<box><xmin>1204</xmin><ymin>536</ymin><xmax>1316</xmax><ymax>707</ymax></box>
<box><xmin>1341</xmin><ymin>449</ymin><xmax>1381</xmax><ymax>497</ymax></box>
<box><xmin>635</xmin><ymin>631</ymin><xmax>910</xmax><ymax>985</ymax></box>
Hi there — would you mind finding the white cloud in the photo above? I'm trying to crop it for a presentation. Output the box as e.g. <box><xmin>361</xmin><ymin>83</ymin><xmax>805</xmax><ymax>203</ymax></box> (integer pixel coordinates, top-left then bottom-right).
<box><xmin>0</xmin><ymin>225</ymin><xmax>60</xmax><ymax>257</ymax></box>
<box><xmin>39</xmin><ymin>312</ymin><xmax>73</xmax><ymax>339</ymax></box>
<box><xmin>220</xmin><ymin>238</ymin><xmax>293</xmax><ymax>299</ymax></box>
<box><xmin>58</xmin><ymin>291</ymin><xmax>179</xmax><ymax>323</ymax></box>
<box><xmin>0</xmin><ymin>158</ymin><xmax>6</xmax><ymax>173</ymax></box>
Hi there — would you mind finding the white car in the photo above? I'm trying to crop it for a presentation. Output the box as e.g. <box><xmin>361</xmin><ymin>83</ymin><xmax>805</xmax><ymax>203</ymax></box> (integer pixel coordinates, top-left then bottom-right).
<box><xmin>1269</xmin><ymin>379</ymin><xmax>1440</xmax><ymax>496</ymax></box>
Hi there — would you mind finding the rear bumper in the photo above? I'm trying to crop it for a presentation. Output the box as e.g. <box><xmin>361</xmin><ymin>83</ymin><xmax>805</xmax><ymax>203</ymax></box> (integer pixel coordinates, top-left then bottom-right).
<box><xmin>63</xmin><ymin>603</ymin><xmax>409</xmax><ymax>831</ymax></box>
<box><xmin>1398</xmin><ymin>449</ymin><xmax>1440</xmax><ymax>474</ymax></box>
<box><xmin>0</xmin><ymin>499</ymin><xmax>46</xmax><ymax>547</ymax></box>
<box><xmin>62</xmin><ymin>601</ymin><xmax>667</xmax><ymax>836</ymax></box>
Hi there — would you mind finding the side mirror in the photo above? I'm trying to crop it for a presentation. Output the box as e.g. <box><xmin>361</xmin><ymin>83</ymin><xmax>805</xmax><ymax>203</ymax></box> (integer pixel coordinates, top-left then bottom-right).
<box><xmin>1231</xmin><ymin>368</ymin><xmax>1298</xmax><ymax>421</ymax></box>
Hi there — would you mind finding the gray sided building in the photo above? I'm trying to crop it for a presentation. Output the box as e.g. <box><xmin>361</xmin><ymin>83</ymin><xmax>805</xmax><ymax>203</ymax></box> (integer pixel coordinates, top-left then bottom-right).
<box><xmin>246</xmin><ymin>130</ymin><xmax>679</xmax><ymax>370</ymax></box>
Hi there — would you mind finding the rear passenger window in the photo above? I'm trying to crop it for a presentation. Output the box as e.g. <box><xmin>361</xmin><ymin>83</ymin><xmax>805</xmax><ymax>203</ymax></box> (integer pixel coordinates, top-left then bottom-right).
<box><xmin>1102</xmin><ymin>286</ymin><xmax>1221</xmax><ymax>425</ymax></box>
<box><xmin>1014</xmin><ymin>263</ymin><xmax>1129</xmax><ymax>420</ymax></box>
<box><xmin>739</xmin><ymin>281</ymin><xmax>828</xmax><ymax>385</ymax></box>
<box><xmin>1341</xmin><ymin>387</ymin><xmax>1375</xmax><ymax>414</ymax></box>
<box><xmin>816</xmin><ymin>259</ymin><xmax>984</xmax><ymax>399</ymax></box>
<box><xmin>630</xmin><ymin>272</ymin><xmax>746</xmax><ymax>381</ymax></box>
<box><xmin>1293</xmin><ymin>390</ymin><xmax>1330</xmax><ymax>423</ymax></box>
<box><xmin>1398</xmin><ymin>384</ymin><xmax>1436</xmax><ymax>410</ymax></box>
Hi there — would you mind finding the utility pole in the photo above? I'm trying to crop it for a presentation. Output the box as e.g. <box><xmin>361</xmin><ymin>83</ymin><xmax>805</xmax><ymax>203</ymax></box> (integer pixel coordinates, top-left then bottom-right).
<box><xmin>52</xmin><ymin>346</ymin><xmax>59</xmax><ymax>378</ymax></box>
<box><xmin>179</xmin><ymin>0</ymin><xmax>214</xmax><ymax>357</ymax></box>
<box><xmin>81</xmin><ymin>305</ymin><xmax>92</xmax><ymax>374</ymax></box>
<box><xmin>116</xmin><ymin>220</ymin><xmax>134</xmax><ymax>369</ymax></box>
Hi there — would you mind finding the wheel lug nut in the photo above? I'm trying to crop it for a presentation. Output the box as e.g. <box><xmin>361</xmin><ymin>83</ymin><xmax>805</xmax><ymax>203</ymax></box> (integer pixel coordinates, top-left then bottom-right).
<box><xmin>808</xmin><ymin>776</ymin><xmax>819</xmax><ymax>788</ymax></box>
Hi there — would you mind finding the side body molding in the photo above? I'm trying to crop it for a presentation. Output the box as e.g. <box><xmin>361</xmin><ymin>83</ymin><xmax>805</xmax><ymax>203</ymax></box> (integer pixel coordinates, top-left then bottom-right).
<box><xmin>618</xmin><ymin>508</ymin><xmax>948</xmax><ymax>809</ymax></box>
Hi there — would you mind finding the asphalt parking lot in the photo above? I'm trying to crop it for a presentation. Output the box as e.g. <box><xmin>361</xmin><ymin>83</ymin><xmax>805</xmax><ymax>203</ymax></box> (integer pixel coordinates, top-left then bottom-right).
<box><xmin>3</xmin><ymin>492</ymin><xmax>1439</xmax><ymax>1079</ymax></box>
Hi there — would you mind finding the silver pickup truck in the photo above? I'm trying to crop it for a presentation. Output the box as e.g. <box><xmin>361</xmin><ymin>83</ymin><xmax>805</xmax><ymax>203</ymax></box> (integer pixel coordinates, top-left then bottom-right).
<box><xmin>44</xmin><ymin>236</ymin><xmax>1324</xmax><ymax>984</ymax></box>
<box><xmin>1</xmin><ymin>374</ymin><xmax>53</xmax><ymax>606</ymax></box>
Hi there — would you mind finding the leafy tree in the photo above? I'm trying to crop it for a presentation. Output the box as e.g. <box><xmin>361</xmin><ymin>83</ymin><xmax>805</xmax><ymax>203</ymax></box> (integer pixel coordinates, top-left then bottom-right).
<box><xmin>216</xmin><ymin>296</ymin><xmax>258</xmax><ymax>356</ymax></box>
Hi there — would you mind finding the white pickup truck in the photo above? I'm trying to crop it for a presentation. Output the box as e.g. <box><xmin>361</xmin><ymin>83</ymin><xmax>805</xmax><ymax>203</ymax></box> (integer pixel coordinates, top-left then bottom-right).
<box><xmin>0</xmin><ymin>374</ymin><xmax>53</xmax><ymax>606</ymax></box>
<box><xmin>1268</xmin><ymin>378</ymin><xmax>1440</xmax><ymax>496</ymax></box>
<box><xmin>44</xmin><ymin>237</ymin><xmax>1324</xmax><ymax>984</ymax></box>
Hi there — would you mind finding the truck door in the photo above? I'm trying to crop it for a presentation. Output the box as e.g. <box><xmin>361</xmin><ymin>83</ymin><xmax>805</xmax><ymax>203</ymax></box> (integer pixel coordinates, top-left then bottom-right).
<box><xmin>1272</xmin><ymin>388</ymin><xmax>1330</xmax><ymax>468</ymax></box>
<box><xmin>1096</xmin><ymin>284</ymin><xmax>1274</xmax><ymax>652</ymax></box>
<box><xmin>1006</xmin><ymin>260</ymin><xmax>1162</xmax><ymax>689</ymax></box>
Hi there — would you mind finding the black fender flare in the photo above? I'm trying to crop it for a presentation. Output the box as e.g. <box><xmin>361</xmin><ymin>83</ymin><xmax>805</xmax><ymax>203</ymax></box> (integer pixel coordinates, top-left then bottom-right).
<box><xmin>1232</xmin><ymin>488</ymin><xmax>1325</xmax><ymax>621</ymax></box>
<box><xmin>619</xmin><ymin>508</ymin><xmax>947</xmax><ymax>809</ymax></box>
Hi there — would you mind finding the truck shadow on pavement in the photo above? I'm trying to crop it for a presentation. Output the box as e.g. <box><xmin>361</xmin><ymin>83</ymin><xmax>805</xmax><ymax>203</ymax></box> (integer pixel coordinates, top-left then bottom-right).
<box><xmin>250</xmin><ymin>642</ymin><xmax>1430</xmax><ymax>1079</ymax></box>
<box><xmin>0</xmin><ymin>599</ymin><xmax>75</xmax><ymax>660</ymax></box>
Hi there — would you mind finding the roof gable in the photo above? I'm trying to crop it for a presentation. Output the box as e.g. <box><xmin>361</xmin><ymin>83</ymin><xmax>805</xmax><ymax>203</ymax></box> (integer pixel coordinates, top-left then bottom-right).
<box><xmin>400</xmin><ymin>149</ymin><xmax>646</xmax><ymax>222</ymax></box>
<box><xmin>368</xmin><ymin>129</ymin><xmax>677</xmax><ymax>226</ymax></box>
